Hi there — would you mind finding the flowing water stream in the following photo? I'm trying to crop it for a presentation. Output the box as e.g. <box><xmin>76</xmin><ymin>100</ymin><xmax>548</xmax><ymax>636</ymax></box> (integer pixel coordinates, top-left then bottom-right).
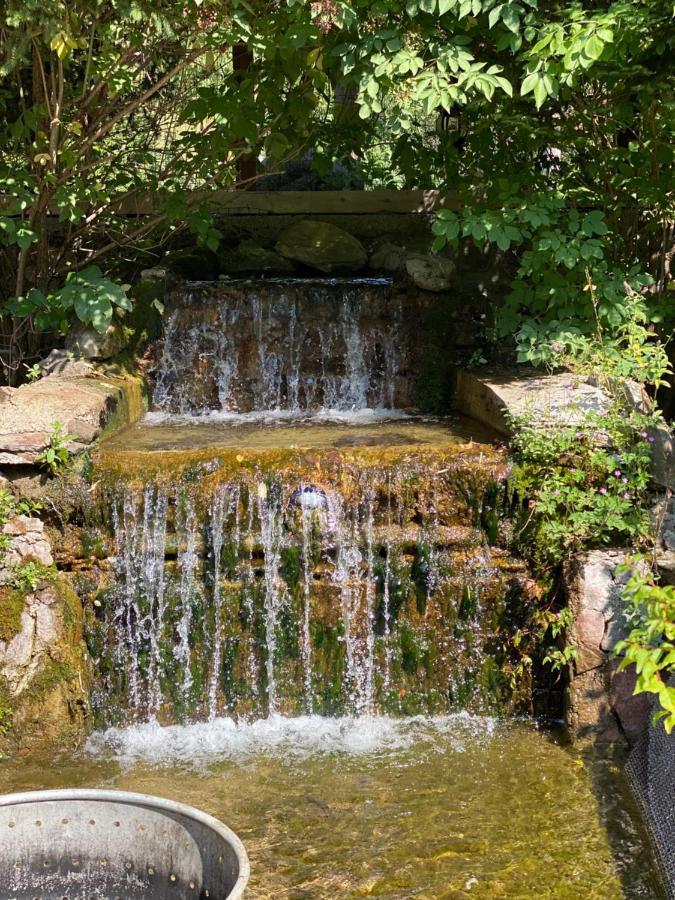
<box><xmin>68</xmin><ymin>276</ymin><xmax>663</xmax><ymax>896</ymax></box>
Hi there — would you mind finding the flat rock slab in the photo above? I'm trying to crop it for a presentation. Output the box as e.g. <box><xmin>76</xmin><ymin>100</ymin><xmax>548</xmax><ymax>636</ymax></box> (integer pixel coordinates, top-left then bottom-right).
<box><xmin>0</xmin><ymin>372</ymin><xmax>144</xmax><ymax>465</ymax></box>
<box><xmin>455</xmin><ymin>370</ymin><xmax>611</xmax><ymax>435</ymax></box>
<box><xmin>455</xmin><ymin>368</ymin><xmax>673</xmax><ymax>489</ymax></box>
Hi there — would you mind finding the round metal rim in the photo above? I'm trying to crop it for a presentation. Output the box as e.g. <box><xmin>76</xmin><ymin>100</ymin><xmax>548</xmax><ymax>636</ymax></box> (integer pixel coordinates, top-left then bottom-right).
<box><xmin>0</xmin><ymin>788</ymin><xmax>250</xmax><ymax>899</ymax></box>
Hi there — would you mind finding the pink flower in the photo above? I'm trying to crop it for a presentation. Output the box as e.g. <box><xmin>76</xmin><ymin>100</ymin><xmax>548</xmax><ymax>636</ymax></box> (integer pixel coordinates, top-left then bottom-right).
<box><xmin>623</xmin><ymin>492</ymin><xmax>630</xmax><ymax>500</ymax></box>
<box><xmin>613</xmin><ymin>469</ymin><xmax>621</xmax><ymax>477</ymax></box>
<box><xmin>599</xmin><ymin>487</ymin><xmax>607</xmax><ymax>495</ymax></box>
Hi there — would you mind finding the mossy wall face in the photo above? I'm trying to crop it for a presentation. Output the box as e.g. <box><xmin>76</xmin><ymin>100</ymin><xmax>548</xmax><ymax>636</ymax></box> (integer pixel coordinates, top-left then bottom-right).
<box><xmin>88</xmin><ymin>443</ymin><xmax>537</xmax><ymax>725</ymax></box>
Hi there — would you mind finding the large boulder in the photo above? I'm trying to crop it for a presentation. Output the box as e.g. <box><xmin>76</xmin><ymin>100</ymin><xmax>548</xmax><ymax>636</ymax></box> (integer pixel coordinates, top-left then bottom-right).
<box><xmin>405</xmin><ymin>254</ymin><xmax>455</xmax><ymax>292</ymax></box>
<box><xmin>0</xmin><ymin>371</ymin><xmax>146</xmax><ymax>464</ymax></box>
<box><xmin>275</xmin><ymin>221</ymin><xmax>367</xmax><ymax>273</ymax></box>
<box><xmin>218</xmin><ymin>240</ymin><xmax>295</xmax><ymax>276</ymax></box>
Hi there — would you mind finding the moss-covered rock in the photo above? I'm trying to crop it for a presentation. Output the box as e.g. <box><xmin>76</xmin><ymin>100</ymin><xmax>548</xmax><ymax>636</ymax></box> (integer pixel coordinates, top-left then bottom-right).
<box><xmin>0</xmin><ymin>574</ymin><xmax>91</xmax><ymax>754</ymax></box>
<box><xmin>275</xmin><ymin>220</ymin><xmax>367</xmax><ymax>273</ymax></box>
<box><xmin>218</xmin><ymin>240</ymin><xmax>296</xmax><ymax>275</ymax></box>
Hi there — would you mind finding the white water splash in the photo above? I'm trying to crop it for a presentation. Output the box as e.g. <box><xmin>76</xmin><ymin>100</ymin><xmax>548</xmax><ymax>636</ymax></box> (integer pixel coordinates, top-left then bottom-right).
<box><xmin>86</xmin><ymin>713</ymin><xmax>499</xmax><ymax>766</ymax></box>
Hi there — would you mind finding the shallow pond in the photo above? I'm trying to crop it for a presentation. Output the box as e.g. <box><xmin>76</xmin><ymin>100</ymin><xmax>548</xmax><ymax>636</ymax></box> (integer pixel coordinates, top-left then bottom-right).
<box><xmin>0</xmin><ymin>715</ymin><xmax>660</xmax><ymax>899</ymax></box>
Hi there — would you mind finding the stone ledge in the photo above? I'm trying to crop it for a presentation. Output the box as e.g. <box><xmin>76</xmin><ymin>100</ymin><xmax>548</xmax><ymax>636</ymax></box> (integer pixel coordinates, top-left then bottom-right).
<box><xmin>455</xmin><ymin>368</ymin><xmax>674</xmax><ymax>490</ymax></box>
<box><xmin>0</xmin><ymin>369</ymin><xmax>146</xmax><ymax>465</ymax></box>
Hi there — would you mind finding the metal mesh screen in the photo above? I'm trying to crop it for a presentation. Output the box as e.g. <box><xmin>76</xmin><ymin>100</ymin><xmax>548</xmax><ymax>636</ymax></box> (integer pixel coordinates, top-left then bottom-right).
<box><xmin>625</xmin><ymin>689</ymin><xmax>675</xmax><ymax>900</ymax></box>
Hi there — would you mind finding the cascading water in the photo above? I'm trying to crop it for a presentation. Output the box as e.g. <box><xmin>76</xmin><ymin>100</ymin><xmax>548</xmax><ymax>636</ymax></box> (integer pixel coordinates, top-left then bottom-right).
<box><xmin>88</xmin><ymin>275</ymin><xmax>536</xmax><ymax>728</ymax></box>
<box><xmin>90</xmin><ymin>450</ymin><xmax>533</xmax><ymax>726</ymax></box>
<box><xmin>150</xmin><ymin>278</ymin><xmax>405</xmax><ymax>418</ymax></box>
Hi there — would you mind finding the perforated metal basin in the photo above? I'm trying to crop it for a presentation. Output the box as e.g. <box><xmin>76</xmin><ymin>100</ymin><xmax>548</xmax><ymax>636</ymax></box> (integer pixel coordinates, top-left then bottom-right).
<box><xmin>0</xmin><ymin>789</ymin><xmax>249</xmax><ymax>900</ymax></box>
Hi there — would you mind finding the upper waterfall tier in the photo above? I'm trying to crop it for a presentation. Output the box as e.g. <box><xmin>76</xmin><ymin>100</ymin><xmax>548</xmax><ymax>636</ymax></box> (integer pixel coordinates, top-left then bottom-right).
<box><xmin>151</xmin><ymin>277</ymin><xmax>410</xmax><ymax>417</ymax></box>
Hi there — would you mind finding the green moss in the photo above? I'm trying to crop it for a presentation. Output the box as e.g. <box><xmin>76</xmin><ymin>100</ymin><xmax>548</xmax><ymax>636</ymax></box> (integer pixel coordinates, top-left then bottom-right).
<box><xmin>25</xmin><ymin>659</ymin><xmax>75</xmax><ymax>700</ymax></box>
<box><xmin>400</xmin><ymin>623</ymin><xmax>420</xmax><ymax>676</ymax></box>
<box><xmin>0</xmin><ymin>589</ymin><xmax>25</xmax><ymax>643</ymax></box>
<box><xmin>281</xmin><ymin>546</ymin><xmax>302</xmax><ymax>591</ymax></box>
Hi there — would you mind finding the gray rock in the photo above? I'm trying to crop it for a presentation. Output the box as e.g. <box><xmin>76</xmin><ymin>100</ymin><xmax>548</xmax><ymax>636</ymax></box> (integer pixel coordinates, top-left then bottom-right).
<box><xmin>0</xmin><ymin>373</ymin><xmax>141</xmax><ymax>464</ymax></box>
<box><xmin>368</xmin><ymin>242</ymin><xmax>406</xmax><ymax>273</ymax></box>
<box><xmin>405</xmin><ymin>254</ymin><xmax>455</xmax><ymax>292</ymax></box>
<box><xmin>275</xmin><ymin>221</ymin><xmax>367</xmax><ymax>273</ymax></box>
<box><xmin>218</xmin><ymin>240</ymin><xmax>295</xmax><ymax>276</ymax></box>
<box><xmin>454</xmin><ymin>370</ymin><xmax>612</xmax><ymax>436</ymax></box>
<box><xmin>0</xmin><ymin>516</ymin><xmax>54</xmax><ymax>579</ymax></box>
<box><xmin>66</xmin><ymin>323</ymin><xmax>128</xmax><ymax>360</ymax></box>
<box><xmin>140</xmin><ymin>266</ymin><xmax>173</xmax><ymax>283</ymax></box>
<box><xmin>40</xmin><ymin>349</ymin><xmax>93</xmax><ymax>377</ymax></box>
<box><xmin>565</xmin><ymin>550</ymin><xmax>650</xmax><ymax>743</ymax></box>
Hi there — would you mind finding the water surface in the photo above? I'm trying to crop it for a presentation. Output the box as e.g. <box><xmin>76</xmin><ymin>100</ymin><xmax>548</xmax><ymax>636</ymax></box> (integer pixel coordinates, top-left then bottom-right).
<box><xmin>0</xmin><ymin>716</ymin><xmax>659</xmax><ymax>899</ymax></box>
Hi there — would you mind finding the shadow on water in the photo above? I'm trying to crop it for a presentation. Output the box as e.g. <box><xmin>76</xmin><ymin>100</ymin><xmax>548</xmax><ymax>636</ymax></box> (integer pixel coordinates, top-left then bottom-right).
<box><xmin>572</xmin><ymin>730</ymin><xmax>666</xmax><ymax>899</ymax></box>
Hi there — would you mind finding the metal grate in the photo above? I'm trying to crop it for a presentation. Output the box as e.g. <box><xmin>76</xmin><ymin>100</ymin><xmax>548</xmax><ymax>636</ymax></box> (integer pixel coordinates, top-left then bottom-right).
<box><xmin>625</xmin><ymin>688</ymin><xmax>675</xmax><ymax>900</ymax></box>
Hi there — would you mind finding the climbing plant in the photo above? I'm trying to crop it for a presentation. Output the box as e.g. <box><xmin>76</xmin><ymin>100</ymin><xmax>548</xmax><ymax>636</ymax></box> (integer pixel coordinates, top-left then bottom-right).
<box><xmin>0</xmin><ymin>0</ymin><xmax>332</xmax><ymax>381</ymax></box>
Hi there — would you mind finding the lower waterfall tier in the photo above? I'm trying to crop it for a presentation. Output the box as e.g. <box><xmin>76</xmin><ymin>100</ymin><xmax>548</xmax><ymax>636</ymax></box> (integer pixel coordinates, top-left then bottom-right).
<box><xmin>88</xmin><ymin>424</ymin><xmax>538</xmax><ymax>725</ymax></box>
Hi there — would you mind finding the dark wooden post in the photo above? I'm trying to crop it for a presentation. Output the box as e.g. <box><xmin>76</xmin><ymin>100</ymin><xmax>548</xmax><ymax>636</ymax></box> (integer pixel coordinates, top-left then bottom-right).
<box><xmin>233</xmin><ymin>41</ymin><xmax>256</xmax><ymax>189</ymax></box>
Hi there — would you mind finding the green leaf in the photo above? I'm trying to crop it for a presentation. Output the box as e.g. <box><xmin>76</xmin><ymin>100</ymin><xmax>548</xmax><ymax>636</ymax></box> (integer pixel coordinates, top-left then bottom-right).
<box><xmin>584</xmin><ymin>33</ymin><xmax>605</xmax><ymax>61</ymax></box>
<box><xmin>533</xmin><ymin>76</ymin><xmax>549</xmax><ymax>108</ymax></box>
<box><xmin>521</xmin><ymin>72</ymin><xmax>538</xmax><ymax>96</ymax></box>
<box><xmin>488</xmin><ymin>4</ymin><xmax>503</xmax><ymax>28</ymax></box>
<box><xmin>582</xmin><ymin>210</ymin><xmax>609</xmax><ymax>236</ymax></box>
<box><xmin>74</xmin><ymin>291</ymin><xmax>113</xmax><ymax>333</ymax></box>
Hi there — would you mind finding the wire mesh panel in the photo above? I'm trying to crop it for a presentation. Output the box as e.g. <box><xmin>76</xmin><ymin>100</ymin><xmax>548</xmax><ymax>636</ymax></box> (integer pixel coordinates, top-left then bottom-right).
<box><xmin>625</xmin><ymin>688</ymin><xmax>675</xmax><ymax>900</ymax></box>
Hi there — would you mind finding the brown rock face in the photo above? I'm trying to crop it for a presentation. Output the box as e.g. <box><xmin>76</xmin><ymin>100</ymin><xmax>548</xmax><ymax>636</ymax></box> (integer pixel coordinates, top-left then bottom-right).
<box><xmin>0</xmin><ymin>577</ymin><xmax>91</xmax><ymax>752</ymax></box>
<box><xmin>565</xmin><ymin>550</ymin><xmax>650</xmax><ymax>744</ymax></box>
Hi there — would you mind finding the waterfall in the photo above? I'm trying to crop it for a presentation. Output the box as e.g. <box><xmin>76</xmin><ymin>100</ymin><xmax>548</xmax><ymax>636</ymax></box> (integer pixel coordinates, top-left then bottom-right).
<box><xmin>150</xmin><ymin>278</ymin><xmax>404</xmax><ymax>417</ymax></box>
<box><xmin>91</xmin><ymin>458</ymin><xmax>527</xmax><ymax>726</ymax></box>
<box><xmin>89</xmin><ymin>275</ymin><xmax>534</xmax><ymax>727</ymax></box>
